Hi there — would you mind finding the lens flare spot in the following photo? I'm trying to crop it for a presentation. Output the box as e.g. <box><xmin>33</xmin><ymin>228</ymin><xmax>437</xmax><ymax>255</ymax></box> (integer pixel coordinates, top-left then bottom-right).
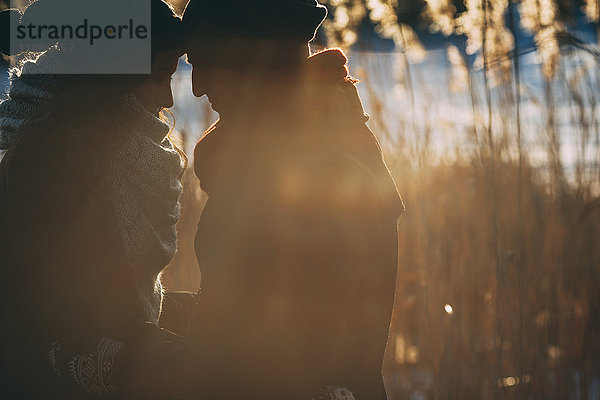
<box><xmin>444</xmin><ymin>303</ymin><xmax>454</xmax><ymax>315</ymax></box>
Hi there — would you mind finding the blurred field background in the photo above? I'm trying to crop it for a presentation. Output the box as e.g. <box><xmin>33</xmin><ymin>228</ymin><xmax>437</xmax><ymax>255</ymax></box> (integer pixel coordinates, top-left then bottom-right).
<box><xmin>3</xmin><ymin>0</ymin><xmax>600</xmax><ymax>399</ymax></box>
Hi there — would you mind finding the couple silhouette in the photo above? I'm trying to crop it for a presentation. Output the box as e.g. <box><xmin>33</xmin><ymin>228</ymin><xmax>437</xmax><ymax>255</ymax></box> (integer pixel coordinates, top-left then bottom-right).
<box><xmin>0</xmin><ymin>1</ymin><xmax>404</xmax><ymax>399</ymax></box>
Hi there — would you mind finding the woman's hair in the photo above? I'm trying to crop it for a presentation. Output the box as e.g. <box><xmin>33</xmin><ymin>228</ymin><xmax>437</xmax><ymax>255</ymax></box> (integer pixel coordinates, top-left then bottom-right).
<box><xmin>0</xmin><ymin>0</ymin><xmax>185</xmax><ymax>188</ymax></box>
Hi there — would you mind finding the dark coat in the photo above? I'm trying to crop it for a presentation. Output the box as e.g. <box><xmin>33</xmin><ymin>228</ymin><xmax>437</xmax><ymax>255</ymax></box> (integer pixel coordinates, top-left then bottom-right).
<box><xmin>191</xmin><ymin>49</ymin><xmax>405</xmax><ymax>399</ymax></box>
<box><xmin>0</xmin><ymin>140</ymin><xmax>192</xmax><ymax>399</ymax></box>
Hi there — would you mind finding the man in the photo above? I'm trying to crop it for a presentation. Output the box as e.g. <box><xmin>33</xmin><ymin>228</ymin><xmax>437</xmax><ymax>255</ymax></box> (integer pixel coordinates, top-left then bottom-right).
<box><xmin>183</xmin><ymin>1</ymin><xmax>404</xmax><ymax>399</ymax></box>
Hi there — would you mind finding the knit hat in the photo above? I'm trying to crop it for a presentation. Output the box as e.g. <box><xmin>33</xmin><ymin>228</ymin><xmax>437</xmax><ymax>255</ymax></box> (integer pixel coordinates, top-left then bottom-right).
<box><xmin>1</xmin><ymin>1</ymin><xmax>182</xmax><ymax>61</ymax></box>
<box><xmin>182</xmin><ymin>0</ymin><xmax>328</xmax><ymax>42</ymax></box>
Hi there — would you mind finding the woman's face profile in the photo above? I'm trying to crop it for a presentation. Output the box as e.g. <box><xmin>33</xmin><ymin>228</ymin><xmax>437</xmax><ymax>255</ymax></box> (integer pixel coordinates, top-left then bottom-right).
<box><xmin>134</xmin><ymin>49</ymin><xmax>181</xmax><ymax>115</ymax></box>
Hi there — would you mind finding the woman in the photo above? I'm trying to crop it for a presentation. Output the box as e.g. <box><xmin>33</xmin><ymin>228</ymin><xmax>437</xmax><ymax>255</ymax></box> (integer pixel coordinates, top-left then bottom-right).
<box><xmin>182</xmin><ymin>1</ymin><xmax>405</xmax><ymax>399</ymax></box>
<box><xmin>0</xmin><ymin>1</ymin><xmax>194</xmax><ymax>398</ymax></box>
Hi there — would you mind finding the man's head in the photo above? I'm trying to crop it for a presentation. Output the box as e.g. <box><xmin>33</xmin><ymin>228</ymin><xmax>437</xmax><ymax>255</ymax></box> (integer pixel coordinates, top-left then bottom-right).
<box><xmin>182</xmin><ymin>0</ymin><xmax>327</xmax><ymax>107</ymax></box>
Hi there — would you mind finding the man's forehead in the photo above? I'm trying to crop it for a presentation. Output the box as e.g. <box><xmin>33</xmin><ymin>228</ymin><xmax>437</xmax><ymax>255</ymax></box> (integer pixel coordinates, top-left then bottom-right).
<box><xmin>184</xmin><ymin>44</ymin><xmax>211</xmax><ymax>64</ymax></box>
<box><xmin>183</xmin><ymin>41</ymin><xmax>202</xmax><ymax>61</ymax></box>
<box><xmin>152</xmin><ymin>50</ymin><xmax>180</xmax><ymax>72</ymax></box>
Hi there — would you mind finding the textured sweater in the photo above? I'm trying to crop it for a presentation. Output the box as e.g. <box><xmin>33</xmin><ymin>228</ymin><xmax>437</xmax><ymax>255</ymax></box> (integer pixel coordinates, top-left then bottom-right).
<box><xmin>0</xmin><ymin>47</ymin><xmax>184</xmax><ymax>324</ymax></box>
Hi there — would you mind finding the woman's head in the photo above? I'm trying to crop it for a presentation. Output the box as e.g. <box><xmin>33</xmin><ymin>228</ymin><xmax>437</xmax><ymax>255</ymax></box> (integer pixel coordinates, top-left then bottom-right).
<box><xmin>182</xmin><ymin>0</ymin><xmax>327</xmax><ymax>108</ymax></box>
<box><xmin>0</xmin><ymin>0</ymin><xmax>184</xmax><ymax>178</ymax></box>
<box><xmin>129</xmin><ymin>0</ymin><xmax>184</xmax><ymax>115</ymax></box>
<box><xmin>133</xmin><ymin>48</ymin><xmax>181</xmax><ymax>115</ymax></box>
<box><xmin>132</xmin><ymin>0</ymin><xmax>183</xmax><ymax>114</ymax></box>
<box><xmin>1</xmin><ymin>0</ymin><xmax>183</xmax><ymax>114</ymax></box>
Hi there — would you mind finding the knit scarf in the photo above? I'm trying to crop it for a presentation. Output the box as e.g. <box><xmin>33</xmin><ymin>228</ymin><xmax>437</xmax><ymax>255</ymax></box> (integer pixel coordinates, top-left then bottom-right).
<box><xmin>0</xmin><ymin>48</ymin><xmax>183</xmax><ymax>324</ymax></box>
<box><xmin>108</xmin><ymin>94</ymin><xmax>183</xmax><ymax>324</ymax></box>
